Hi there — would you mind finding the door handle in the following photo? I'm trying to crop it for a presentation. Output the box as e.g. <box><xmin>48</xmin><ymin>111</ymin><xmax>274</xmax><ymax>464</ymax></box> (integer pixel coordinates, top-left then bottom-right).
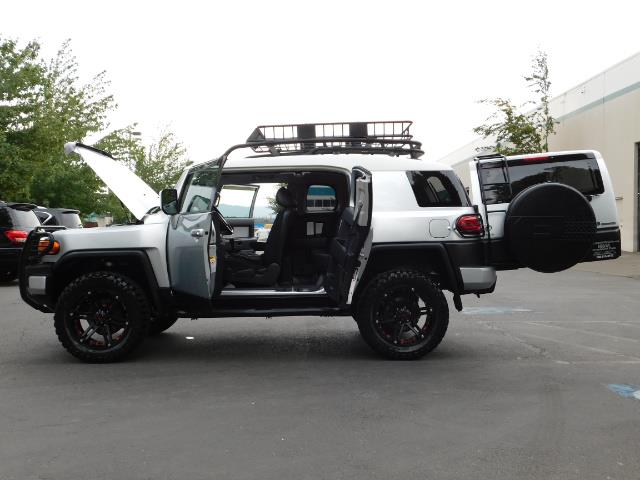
<box><xmin>191</xmin><ymin>229</ymin><xmax>206</xmax><ymax>238</ymax></box>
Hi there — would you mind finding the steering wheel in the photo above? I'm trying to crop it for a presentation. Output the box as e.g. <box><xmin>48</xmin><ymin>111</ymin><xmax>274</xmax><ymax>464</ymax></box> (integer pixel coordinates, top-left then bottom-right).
<box><xmin>213</xmin><ymin>207</ymin><xmax>234</xmax><ymax>235</ymax></box>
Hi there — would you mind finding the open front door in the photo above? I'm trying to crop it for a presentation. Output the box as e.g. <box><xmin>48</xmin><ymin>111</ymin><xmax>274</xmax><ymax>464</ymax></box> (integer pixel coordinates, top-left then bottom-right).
<box><xmin>469</xmin><ymin>151</ymin><xmax>619</xmax><ymax>272</ymax></box>
<box><xmin>167</xmin><ymin>167</ymin><xmax>219</xmax><ymax>300</ymax></box>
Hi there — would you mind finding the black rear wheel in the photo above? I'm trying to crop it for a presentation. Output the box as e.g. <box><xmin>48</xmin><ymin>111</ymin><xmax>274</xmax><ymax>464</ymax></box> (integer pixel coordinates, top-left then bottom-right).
<box><xmin>355</xmin><ymin>269</ymin><xmax>449</xmax><ymax>360</ymax></box>
<box><xmin>54</xmin><ymin>272</ymin><xmax>151</xmax><ymax>363</ymax></box>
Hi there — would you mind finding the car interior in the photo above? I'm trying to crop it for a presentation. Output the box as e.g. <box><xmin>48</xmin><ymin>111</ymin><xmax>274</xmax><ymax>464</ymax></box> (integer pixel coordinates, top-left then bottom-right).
<box><xmin>217</xmin><ymin>169</ymin><xmax>363</xmax><ymax>295</ymax></box>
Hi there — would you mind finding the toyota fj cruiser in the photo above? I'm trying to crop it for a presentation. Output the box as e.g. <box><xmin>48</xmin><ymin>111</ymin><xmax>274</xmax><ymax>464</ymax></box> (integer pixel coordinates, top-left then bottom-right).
<box><xmin>19</xmin><ymin>121</ymin><xmax>621</xmax><ymax>362</ymax></box>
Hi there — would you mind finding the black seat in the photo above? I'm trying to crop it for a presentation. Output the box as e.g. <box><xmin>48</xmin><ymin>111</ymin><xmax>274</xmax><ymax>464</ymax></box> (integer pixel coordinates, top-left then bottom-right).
<box><xmin>225</xmin><ymin>187</ymin><xmax>297</xmax><ymax>286</ymax></box>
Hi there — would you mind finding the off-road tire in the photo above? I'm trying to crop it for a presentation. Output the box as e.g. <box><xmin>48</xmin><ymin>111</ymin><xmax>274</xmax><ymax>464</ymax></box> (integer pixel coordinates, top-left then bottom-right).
<box><xmin>355</xmin><ymin>269</ymin><xmax>449</xmax><ymax>360</ymax></box>
<box><xmin>54</xmin><ymin>271</ymin><xmax>151</xmax><ymax>363</ymax></box>
<box><xmin>148</xmin><ymin>313</ymin><xmax>179</xmax><ymax>336</ymax></box>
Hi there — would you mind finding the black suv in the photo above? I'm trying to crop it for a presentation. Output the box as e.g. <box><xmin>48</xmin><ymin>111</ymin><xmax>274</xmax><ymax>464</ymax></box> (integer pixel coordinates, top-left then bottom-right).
<box><xmin>0</xmin><ymin>202</ymin><xmax>41</xmax><ymax>283</ymax></box>
<box><xmin>34</xmin><ymin>208</ymin><xmax>83</xmax><ymax>229</ymax></box>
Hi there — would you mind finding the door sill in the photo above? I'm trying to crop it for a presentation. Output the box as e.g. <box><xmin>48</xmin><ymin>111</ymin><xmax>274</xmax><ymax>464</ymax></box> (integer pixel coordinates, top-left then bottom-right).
<box><xmin>220</xmin><ymin>287</ymin><xmax>327</xmax><ymax>297</ymax></box>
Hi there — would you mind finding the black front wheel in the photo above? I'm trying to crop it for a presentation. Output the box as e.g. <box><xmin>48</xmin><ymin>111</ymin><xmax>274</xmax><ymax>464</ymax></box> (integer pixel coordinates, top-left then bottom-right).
<box><xmin>355</xmin><ymin>269</ymin><xmax>449</xmax><ymax>360</ymax></box>
<box><xmin>54</xmin><ymin>272</ymin><xmax>151</xmax><ymax>363</ymax></box>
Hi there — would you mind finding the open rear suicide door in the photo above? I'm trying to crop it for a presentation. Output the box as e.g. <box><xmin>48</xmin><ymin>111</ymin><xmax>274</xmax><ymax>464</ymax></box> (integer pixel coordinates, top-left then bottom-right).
<box><xmin>468</xmin><ymin>150</ymin><xmax>620</xmax><ymax>272</ymax></box>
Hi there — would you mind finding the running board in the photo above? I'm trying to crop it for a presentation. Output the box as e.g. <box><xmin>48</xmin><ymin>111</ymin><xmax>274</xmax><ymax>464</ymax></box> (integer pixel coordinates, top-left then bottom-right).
<box><xmin>204</xmin><ymin>306</ymin><xmax>350</xmax><ymax>318</ymax></box>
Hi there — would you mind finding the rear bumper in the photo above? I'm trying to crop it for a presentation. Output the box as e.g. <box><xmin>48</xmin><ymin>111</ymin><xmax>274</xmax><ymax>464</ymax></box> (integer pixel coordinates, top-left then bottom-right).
<box><xmin>0</xmin><ymin>248</ymin><xmax>21</xmax><ymax>273</ymax></box>
<box><xmin>583</xmin><ymin>227</ymin><xmax>621</xmax><ymax>262</ymax></box>
<box><xmin>459</xmin><ymin>266</ymin><xmax>497</xmax><ymax>293</ymax></box>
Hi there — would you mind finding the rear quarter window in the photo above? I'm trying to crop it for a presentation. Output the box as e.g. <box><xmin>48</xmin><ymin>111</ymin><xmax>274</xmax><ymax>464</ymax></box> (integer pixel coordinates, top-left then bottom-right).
<box><xmin>306</xmin><ymin>185</ymin><xmax>337</xmax><ymax>212</ymax></box>
<box><xmin>406</xmin><ymin>171</ymin><xmax>470</xmax><ymax>207</ymax></box>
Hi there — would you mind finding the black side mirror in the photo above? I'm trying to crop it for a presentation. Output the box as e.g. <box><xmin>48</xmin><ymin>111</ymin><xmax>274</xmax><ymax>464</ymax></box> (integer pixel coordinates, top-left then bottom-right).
<box><xmin>160</xmin><ymin>188</ymin><xmax>179</xmax><ymax>215</ymax></box>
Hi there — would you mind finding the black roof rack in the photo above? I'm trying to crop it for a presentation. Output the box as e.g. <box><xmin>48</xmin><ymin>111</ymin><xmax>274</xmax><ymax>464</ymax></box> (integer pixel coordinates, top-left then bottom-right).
<box><xmin>220</xmin><ymin>121</ymin><xmax>424</xmax><ymax>161</ymax></box>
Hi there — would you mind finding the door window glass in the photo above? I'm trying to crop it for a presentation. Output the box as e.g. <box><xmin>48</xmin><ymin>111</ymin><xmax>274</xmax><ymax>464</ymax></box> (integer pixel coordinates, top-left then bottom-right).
<box><xmin>0</xmin><ymin>208</ymin><xmax>11</xmax><ymax>227</ymax></box>
<box><xmin>217</xmin><ymin>185</ymin><xmax>258</xmax><ymax>218</ymax></box>
<box><xmin>180</xmin><ymin>169</ymin><xmax>218</xmax><ymax>213</ymax></box>
<box><xmin>306</xmin><ymin>185</ymin><xmax>336</xmax><ymax>211</ymax></box>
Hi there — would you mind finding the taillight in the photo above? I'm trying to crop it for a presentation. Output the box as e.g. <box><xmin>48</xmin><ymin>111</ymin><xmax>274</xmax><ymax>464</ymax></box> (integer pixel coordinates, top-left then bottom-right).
<box><xmin>456</xmin><ymin>214</ymin><xmax>484</xmax><ymax>237</ymax></box>
<box><xmin>4</xmin><ymin>230</ymin><xmax>28</xmax><ymax>245</ymax></box>
<box><xmin>522</xmin><ymin>155</ymin><xmax>550</xmax><ymax>163</ymax></box>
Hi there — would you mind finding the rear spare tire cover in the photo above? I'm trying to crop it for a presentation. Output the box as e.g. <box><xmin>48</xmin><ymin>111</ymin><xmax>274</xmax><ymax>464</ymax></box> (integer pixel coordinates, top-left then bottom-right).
<box><xmin>504</xmin><ymin>182</ymin><xmax>596</xmax><ymax>273</ymax></box>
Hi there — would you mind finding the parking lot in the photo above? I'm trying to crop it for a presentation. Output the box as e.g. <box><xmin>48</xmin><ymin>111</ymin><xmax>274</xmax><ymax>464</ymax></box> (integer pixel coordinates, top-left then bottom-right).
<box><xmin>0</xmin><ymin>263</ymin><xmax>639</xmax><ymax>480</ymax></box>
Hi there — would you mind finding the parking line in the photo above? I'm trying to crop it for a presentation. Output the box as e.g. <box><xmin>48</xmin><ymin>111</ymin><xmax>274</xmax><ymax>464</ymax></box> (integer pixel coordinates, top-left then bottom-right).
<box><xmin>523</xmin><ymin>321</ymin><xmax>640</xmax><ymax>344</ymax></box>
<box><xmin>507</xmin><ymin>332</ymin><xmax>640</xmax><ymax>361</ymax></box>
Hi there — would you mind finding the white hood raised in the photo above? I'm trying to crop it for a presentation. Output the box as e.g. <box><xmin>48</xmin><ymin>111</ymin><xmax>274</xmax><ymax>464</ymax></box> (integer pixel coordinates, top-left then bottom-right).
<box><xmin>64</xmin><ymin>142</ymin><xmax>159</xmax><ymax>220</ymax></box>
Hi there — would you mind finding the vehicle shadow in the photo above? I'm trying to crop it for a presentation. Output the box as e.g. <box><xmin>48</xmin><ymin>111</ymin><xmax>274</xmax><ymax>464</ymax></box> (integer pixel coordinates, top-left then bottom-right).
<box><xmin>136</xmin><ymin>329</ymin><xmax>375</xmax><ymax>363</ymax></box>
<box><xmin>131</xmin><ymin>328</ymin><xmax>458</xmax><ymax>365</ymax></box>
<box><xmin>0</xmin><ymin>280</ymin><xmax>18</xmax><ymax>288</ymax></box>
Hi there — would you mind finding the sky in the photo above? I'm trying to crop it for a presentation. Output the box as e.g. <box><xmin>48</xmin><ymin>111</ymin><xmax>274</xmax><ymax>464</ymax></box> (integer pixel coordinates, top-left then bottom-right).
<box><xmin>2</xmin><ymin>0</ymin><xmax>640</xmax><ymax>163</ymax></box>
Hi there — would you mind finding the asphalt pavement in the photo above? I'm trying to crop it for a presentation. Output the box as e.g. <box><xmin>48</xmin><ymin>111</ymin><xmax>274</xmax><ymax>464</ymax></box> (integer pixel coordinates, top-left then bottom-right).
<box><xmin>0</xmin><ymin>266</ymin><xmax>639</xmax><ymax>480</ymax></box>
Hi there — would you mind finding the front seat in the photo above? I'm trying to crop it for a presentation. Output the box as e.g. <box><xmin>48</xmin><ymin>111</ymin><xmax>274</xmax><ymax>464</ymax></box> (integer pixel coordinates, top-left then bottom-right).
<box><xmin>225</xmin><ymin>187</ymin><xmax>297</xmax><ymax>286</ymax></box>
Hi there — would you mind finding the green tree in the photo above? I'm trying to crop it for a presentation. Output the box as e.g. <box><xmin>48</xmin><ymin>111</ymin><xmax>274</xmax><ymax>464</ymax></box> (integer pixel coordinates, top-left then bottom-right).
<box><xmin>134</xmin><ymin>130</ymin><xmax>191</xmax><ymax>192</ymax></box>
<box><xmin>0</xmin><ymin>39</ymin><xmax>45</xmax><ymax>200</ymax></box>
<box><xmin>94</xmin><ymin>125</ymin><xmax>191</xmax><ymax>222</ymax></box>
<box><xmin>0</xmin><ymin>37</ymin><xmax>190</xmax><ymax>222</ymax></box>
<box><xmin>474</xmin><ymin>51</ymin><xmax>555</xmax><ymax>155</ymax></box>
<box><xmin>0</xmin><ymin>37</ymin><xmax>115</xmax><ymax>210</ymax></box>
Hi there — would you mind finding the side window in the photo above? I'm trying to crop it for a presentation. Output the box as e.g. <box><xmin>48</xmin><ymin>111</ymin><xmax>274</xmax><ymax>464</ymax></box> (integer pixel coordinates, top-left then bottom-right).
<box><xmin>180</xmin><ymin>169</ymin><xmax>218</xmax><ymax>214</ymax></box>
<box><xmin>217</xmin><ymin>185</ymin><xmax>258</xmax><ymax>218</ymax></box>
<box><xmin>306</xmin><ymin>185</ymin><xmax>336</xmax><ymax>212</ymax></box>
<box><xmin>0</xmin><ymin>208</ymin><xmax>11</xmax><ymax>227</ymax></box>
<box><xmin>406</xmin><ymin>171</ymin><xmax>469</xmax><ymax>207</ymax></box>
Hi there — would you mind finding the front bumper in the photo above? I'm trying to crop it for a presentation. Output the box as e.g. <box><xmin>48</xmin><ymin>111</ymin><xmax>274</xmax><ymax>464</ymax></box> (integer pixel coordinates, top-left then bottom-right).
<box><xmin>19</xmin><ymin>261</ymin><xmax>55</xmax><ymax>313</ymax></box>
<box><xmin>18</xmin><ymin>230</ymin><xmax>57</xmax><ymax>313</ymax></box>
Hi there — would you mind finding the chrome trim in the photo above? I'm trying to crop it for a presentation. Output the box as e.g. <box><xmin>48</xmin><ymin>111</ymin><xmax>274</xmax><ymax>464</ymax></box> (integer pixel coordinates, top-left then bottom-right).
<box><xmin>27</xmin><ymin>276</ymin><xmax>47</xmax><ymax>295</ymax></box>
<box><xmin>459</xmin><ymin>266</ymin><xmax>497</xmax><ymax>291</ymax></box>
<box><xmin>220</xmin><ymin>287</ymin><xmax>327</xmax><ymax>297</ymax></box>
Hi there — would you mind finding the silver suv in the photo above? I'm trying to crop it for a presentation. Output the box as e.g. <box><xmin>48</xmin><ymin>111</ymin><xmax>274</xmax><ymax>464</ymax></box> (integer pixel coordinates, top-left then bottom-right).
<box><xmin>19</xmin><ymin>121</ymin><xmax>621</xmax><ymax>362</ymax></box>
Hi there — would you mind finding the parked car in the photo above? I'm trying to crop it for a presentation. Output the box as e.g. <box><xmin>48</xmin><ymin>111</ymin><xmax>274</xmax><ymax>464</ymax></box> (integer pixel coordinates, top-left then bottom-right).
<box><xmin>34</xmin><ymin>207</ymin><xmax>83</xmax><ymax>229</ymax></box>
<box><xmin>19</xmin><ymin>121</ymin><xmax>620</xmax><ymax>362</ymax></box>
<box><xmin>0</xmin><ymin>202</ymin><xmax>41</xmax><ymax>283</ymax></box>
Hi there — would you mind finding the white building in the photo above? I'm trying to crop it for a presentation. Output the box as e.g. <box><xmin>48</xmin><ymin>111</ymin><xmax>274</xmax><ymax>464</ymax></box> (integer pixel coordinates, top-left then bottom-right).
<box><xmin>440</xmin><ymin>52</ymin><xmax>640</xmax><ymax>252</ymax></box>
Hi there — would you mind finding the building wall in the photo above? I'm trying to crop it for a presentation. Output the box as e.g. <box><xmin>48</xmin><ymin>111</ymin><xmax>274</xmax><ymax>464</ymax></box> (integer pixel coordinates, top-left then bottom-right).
<box><xmin>443</xmin><ymin>51</ymin><xmax>640</xmax><ymax>252</ymax></box>
<box><xmin>547</xmin><ymin>88</ymin><xmax>640</xmax><ymax>252</ymax></box>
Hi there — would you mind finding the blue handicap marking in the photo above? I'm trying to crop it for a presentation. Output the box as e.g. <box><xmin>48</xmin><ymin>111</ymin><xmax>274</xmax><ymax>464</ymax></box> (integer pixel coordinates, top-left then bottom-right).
<box><xmin>607</xmin><ymin>384</ymin><xmax>640</xmax><ymax>400</ymax></box>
